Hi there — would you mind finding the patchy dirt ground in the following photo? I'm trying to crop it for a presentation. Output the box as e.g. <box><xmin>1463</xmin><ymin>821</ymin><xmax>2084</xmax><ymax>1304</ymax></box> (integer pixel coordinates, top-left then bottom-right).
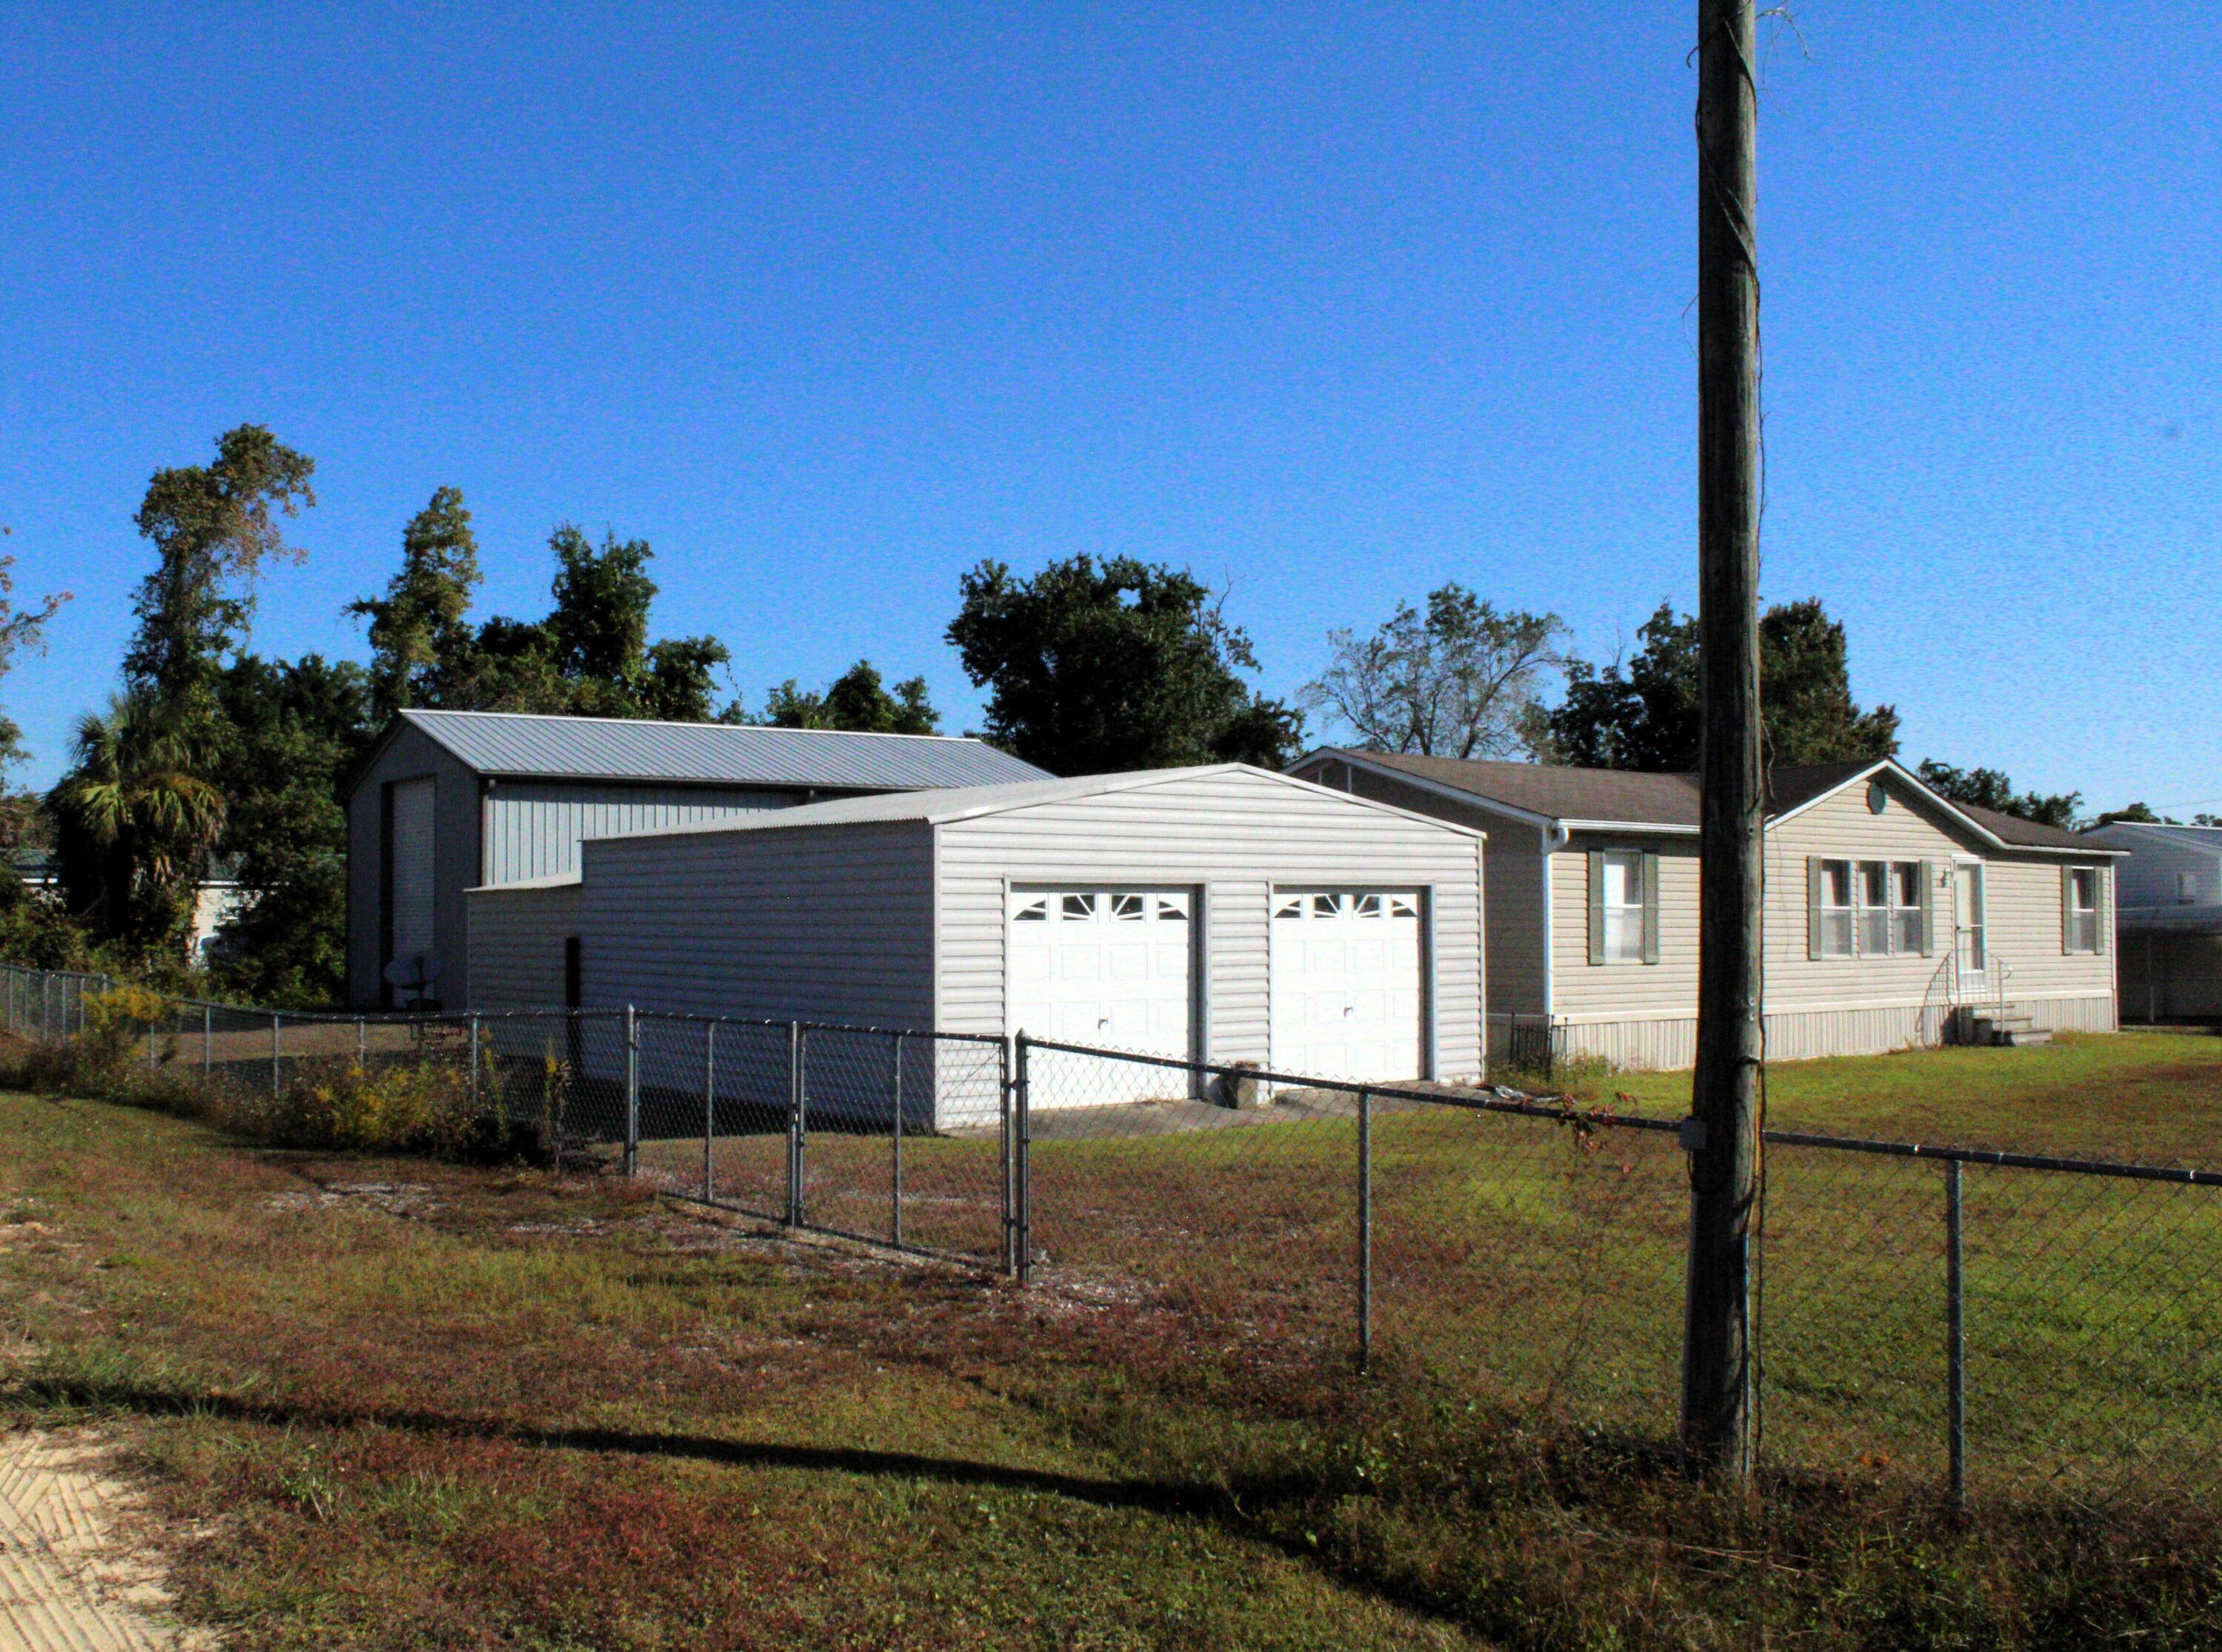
<box><xmin>0</xmin><ymin>1424</ymin><xmax>201</xmax><ymax>1651</ymax></box>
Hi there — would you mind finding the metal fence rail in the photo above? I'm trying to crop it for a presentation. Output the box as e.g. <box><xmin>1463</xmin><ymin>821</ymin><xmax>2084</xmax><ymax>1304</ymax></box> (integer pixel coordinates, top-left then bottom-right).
<box><xmin>2</xmin><ymin>960</ymin><xmax>2215</xmax><ymax>1508</ymax></box>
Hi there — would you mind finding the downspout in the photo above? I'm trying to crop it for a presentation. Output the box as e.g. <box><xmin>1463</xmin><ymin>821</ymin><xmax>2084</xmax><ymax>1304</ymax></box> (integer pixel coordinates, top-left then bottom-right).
<box><xmin>1539</xmin><ymin>820</ymin><xmax>1570</xmax><ymax>1017</ymax></box>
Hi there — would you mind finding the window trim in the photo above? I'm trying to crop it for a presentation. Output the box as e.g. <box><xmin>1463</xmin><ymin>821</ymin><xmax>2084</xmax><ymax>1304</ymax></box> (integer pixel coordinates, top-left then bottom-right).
<box><xmin>1809</xmin><ymin>857</ymin><xmax>1856</xmax><ymax>960</ymax></box>
<box><xmin>1587</xmin><ymin>846</ymin><xmax>1661</xmax><ymax>967</ymax></box>
<box><xmin>2063</xmin><ymin>865</ymin><xmax>2104</xmax><ymax>956</ymax></box>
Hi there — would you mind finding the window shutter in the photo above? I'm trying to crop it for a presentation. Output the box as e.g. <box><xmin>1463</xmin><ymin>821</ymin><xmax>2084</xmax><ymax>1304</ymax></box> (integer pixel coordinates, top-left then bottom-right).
<box><xmin>2061</xmin><ymin>866</ymin><xmax>2075</xmax><ymax>954</ymax></box>
<box><xmin>1807</xmin><ymin>857</ymin><xmax>1824</xmax><ymax>961</ymax></box>
<box><xmin>1918</xmin><ymin>860</ymin><xmax>1936</xmax><ymax>957</ymax></box>
<box><xmin>2099</xmin><ymin>868</ymin><xmax>2110</xmax><ymax>954</ymax></box>
<box><xmin>1587</xmin><ymin>849</ymin><xmax>1606</xmax><ymax>966</ymax></box>
<box><xmin>1641</xmin><ymin>852</ymin><xmax>1661</xmax><ymax>964</ymax></box>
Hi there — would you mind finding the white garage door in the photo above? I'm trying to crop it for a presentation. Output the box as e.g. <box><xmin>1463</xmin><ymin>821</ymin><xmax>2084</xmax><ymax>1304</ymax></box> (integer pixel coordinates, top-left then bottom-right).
<box><xmin>1008</xmin><ymin>889</ymin><xmax>1194</xmax><ymax>1108</ymax></box>
<box><xmin>1270</xmin><ymin>889</ymin><xmax>1424</xmax><ymax>1086</ymax></box>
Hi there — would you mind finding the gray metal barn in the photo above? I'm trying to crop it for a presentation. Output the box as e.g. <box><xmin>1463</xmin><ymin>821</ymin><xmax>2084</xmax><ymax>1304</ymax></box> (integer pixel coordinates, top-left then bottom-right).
<box><xmin>467</xmin><ymin>764</ymin><xmax>1488</xmax><ymax>1126</ymax></box>
<box><xmin>343</xmin><ymin>709</ymin><xmax>1050</xmax><ymax>1011</ymax></box>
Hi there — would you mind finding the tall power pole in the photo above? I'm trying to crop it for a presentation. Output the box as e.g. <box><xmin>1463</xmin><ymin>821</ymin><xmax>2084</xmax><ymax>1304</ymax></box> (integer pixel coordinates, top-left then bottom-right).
<box><xmin>1683</xmin><ymin>0</ymin><xmax>1764</xmax><ymax>1478</ymax></box>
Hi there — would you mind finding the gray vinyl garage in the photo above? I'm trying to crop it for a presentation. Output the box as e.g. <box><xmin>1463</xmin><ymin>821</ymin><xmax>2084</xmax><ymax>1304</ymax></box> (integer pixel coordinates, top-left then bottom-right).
<box><xmin>467</xmin><ymin>764</ymin><xmax>1487</xmax><ymax>1126</ymax></box>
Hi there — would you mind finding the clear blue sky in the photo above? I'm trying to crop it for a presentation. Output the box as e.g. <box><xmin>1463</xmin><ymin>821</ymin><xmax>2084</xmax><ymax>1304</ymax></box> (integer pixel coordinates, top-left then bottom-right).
<box><xmin>4</xmin><ymin>4</ymin><xmax>2214</xmax><ymax>812</ymax></box>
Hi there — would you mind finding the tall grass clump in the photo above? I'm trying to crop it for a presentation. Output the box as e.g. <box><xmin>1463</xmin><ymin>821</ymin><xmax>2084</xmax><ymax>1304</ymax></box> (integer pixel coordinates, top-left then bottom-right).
<box><xmin>0</xmin><ymin>987</ymin><xmax>552</xmax><ymax>1164</ymax></box>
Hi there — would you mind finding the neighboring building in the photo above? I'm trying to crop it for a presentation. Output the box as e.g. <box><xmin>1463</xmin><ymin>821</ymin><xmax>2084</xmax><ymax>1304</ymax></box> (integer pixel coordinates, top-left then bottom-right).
<box><xmin>10</xmin><ymin>851</ymin><xmax>244</xmax><ymax>965</ymax></box>
<box><xmin>190</xmin><ymin>857</ymin><xmax>247</xmax><ymax>963</ymax></box>
<box><xmin>344</xmin><ymin>709</ymin><xmax>1053</xmax><ymax>1011</ymax></box>
<box><xmin>2081</xmin><ymin>820</ymin><xmax>2222</xmax><ymax>1021</ymax></box>
<box><xmin>1289</xmin><ymin>749</ymin><xmax>2122</xmax><ymax>1070</ymax></box>
<box><xmin>467</xmin><ymin>764</ymin><xmax>1488</xmax><ymax>1123</ymax></box>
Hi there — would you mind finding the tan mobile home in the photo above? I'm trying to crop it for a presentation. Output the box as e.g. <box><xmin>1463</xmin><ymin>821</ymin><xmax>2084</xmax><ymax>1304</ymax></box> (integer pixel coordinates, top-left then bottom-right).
<box><xmin>1289</xmin><ymin>751</ymin><xmax>2121</xmax><ymax>1070</ymax></box>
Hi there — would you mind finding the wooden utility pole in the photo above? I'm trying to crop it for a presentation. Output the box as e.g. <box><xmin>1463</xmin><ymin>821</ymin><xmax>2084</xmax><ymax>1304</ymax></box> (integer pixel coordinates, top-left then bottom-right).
<box><xmin>1682</xmin><ymin>0</ymin><xmax>1764</xmax><ymax>1479</ymax></box>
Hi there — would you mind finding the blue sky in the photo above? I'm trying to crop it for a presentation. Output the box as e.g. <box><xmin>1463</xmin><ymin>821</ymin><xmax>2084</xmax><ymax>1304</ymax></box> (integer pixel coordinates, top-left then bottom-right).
<box><xmin>4</xmin><ymin>4</ymin><xmax>2215</xmax><ymax>812</ymax></box>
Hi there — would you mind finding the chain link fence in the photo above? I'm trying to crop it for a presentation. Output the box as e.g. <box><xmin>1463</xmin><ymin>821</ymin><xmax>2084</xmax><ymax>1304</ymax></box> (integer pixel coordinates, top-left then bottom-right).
<box><xmin>3</xmin><ymin>960</ymin><xmax>2216</xmax><ymax>1508</ymax></box>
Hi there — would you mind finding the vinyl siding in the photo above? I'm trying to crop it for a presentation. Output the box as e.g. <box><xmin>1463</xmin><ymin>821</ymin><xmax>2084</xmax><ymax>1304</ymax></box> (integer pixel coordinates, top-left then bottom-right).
<box><xmin>1541</xmin><ymin>770</ymin><xmax>2115</xmax><ymax>1067</ymax></box>
<box><xmin>1295</xmin><ymin>759</ymin><xmax>1544</xmax><ymax>1017</ymax></box>
<box><xmin>935</xmin><ymin>769</ymin><xmax>1487</xmax><ymax>1080</ymax></box>
<box><xmin>467</xmin><ymin>883</ymin><xmax>581</xmax><ymax>1010</ymax></box>
<box><xmin>484</xmin><ymin>783</ymin><xmax>798</xmax><ymax>884</ymax></box>
<box><xmin>1761</xmin><ymin>775</ymin><xmax>1975</xmax><ymax>1010</ymax></box>
<box><xmin>1549</xmin><ymin>837</ymin><xmax>1699</xmax><ymax>1019</ymax></box>
<box><xmin>574</xmin><ymin>820</ymin><xmax>937</xmax><ymax>1029</ymax></box>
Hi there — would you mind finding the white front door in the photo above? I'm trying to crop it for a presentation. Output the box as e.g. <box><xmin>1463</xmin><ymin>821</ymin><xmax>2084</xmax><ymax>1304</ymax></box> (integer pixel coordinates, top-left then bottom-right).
<box><xmin>1007</xmin><ymin>889</ymin><xmax>1195</xmax><ymax>1108</ymax></box>
<box><xmin>1953</xmin><ymin>860</ymin><xmax>1988</xmax><ymax>997</ymax></box>
<box><xmin>1270</xmin><ymin>889</ymin><xmax>1425</xmax><ymax>1085</ymax></box>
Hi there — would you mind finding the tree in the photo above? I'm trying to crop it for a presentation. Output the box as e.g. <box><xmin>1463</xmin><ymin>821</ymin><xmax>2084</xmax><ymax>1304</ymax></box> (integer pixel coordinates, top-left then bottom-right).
<box><xmin>2092</xmin><ymin>802</ymin><xmax>2166</xmax><ymax>827</ymax></box>
<box><xmin>764</xmin><ymin>661</ymin><xmax>940</xmax><ymax>735</ymax></box>
<box><xmin>1918</xmin><ymin>760</ymin><xmax>2082</xmax><ymax>830</ymax></box>
<box><xmin>49</xmin><ymin>691</ymin><xmax>228</xmax><ymax>956</ymax></box>
<box><xmin>124</xmin><ymin>425</ymin><xmax>316</xmax><ymax>701</ymax></box>
<box><xmin>367</xmin><ymin>520</ymin><xmax>735</xmax><ymax>721</ymax></box>
<box><xmin>0</xmin><ymin>538</ymin><xmax>72</xmax><ymax>852</ymax></box>
<box><xmin>349</xmin><ymin>486</ymin><xmax>481</xmax><ymax>721</ymax></box>
<box><xmin>1546</xmin><ymin>597</ymin><xmax>1898</xmax><ymax>771</ymax></box>
<box><xmin>640</xmin><ymin>638</ymin><xmax>738</xmax><ymax>723</ymax></box>
<box><xmin>546</xmin><ymin>525</ymin><xmax>658</xmax><ymax>707</ymax></box>
<box><xmin>947</xmin><ymin>556</ymin><xmax>1301</xmax><ymax>776</ymax></box>
<box><xmin>1304</xmin><ymin>583</ymin><xmax>1565</xmax><ymax>759</ymax></box>
<box><xmin>1756</xmin><ymin>599</ymin><xmax>1903</xmax><ymax>765</ymax></box>
<box><xmin>209</xmin><ymin>655</ymin><xmax>376</xmax><ymax>1002</ymax></box>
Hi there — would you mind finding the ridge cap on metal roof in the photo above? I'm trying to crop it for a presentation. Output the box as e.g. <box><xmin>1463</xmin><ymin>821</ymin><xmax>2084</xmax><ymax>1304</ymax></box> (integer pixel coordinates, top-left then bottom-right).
<box><xmin>397</xmin><ymin>706</ymin><xmax>990</xmax><ymax>744</ymax></box>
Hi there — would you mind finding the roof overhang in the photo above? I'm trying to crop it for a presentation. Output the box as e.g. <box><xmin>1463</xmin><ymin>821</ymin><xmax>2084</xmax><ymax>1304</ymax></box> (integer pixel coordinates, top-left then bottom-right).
<box><xmin>2118</xmin><ymin>904</ymin><xmax>2222</xmax><ymax>936</ymax></box>
<box><xmin>1301</xmin><ymin>747</ymin><xmax>2124</xmax><ymax>858</ymax></box>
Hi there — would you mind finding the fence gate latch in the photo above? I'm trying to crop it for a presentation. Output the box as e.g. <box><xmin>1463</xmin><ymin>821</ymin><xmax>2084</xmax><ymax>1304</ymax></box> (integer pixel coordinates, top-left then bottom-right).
<box><xmin>1678</xmin><ymin>1116</ymin><xmax>1708</xmax><ymax>1153</ymax></box>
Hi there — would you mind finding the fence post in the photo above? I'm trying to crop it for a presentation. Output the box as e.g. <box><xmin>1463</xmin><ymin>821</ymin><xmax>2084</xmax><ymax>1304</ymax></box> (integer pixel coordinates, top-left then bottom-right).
<box><xmin>1946</xmin><ymin>1159</ymin><xmax>1967</xmax><ymax>1511</ymax></box>
<box><xmin>270</xmin><ymin>1013</ymin><xmax>282</xmax><ymax>1101</ymax></box>
<box><xmin>357</xmin><ymin>1016</ymin><xmax>367</xmax><ymax>1069</ymax></box>
<box><xmin>702</xmin><ymin>1021</ymin><xmax>716</xmax><ymax>1203</ymax></box>
<box><xmin>204</xmin><ymin>1003</ymin><xmax>213</xmax><ymax>1078</ymax></box>
<box><xmin>890</xmin><ymin>1031</ymin><xmax>905</xmax><ymax>1249</ymax></box>
<box><xmin>621</xmin><ymin>1005</ymin><xmax>640</xmax><ymax>1177</ymax></box>
<box><xmin>1358</xmin><ymin>1088</ymin><xmax>1374</xmax><ymax>1373</ymax></box>
<box><xmin>1012</xmin><ymin>1034</ymin><xmax>1032</xmax><ymax>1284</ymax></box>
<box><xmin>787</xmin><ymin>1022</ymin><xmax>804</xmax><ymax>1226</ymax></box>
<box><xmin>468</xmin><ymin>1013</ymin><xmax>482</xmax><ymax>1114</ymax></box>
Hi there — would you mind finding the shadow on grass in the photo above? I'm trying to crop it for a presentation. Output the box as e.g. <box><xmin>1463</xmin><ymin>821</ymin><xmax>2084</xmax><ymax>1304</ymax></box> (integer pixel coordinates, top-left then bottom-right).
<box><xmin>4</xmin><ymin>1364</ymin><xmax>1404</xmax><ymax>1539</ymax></box>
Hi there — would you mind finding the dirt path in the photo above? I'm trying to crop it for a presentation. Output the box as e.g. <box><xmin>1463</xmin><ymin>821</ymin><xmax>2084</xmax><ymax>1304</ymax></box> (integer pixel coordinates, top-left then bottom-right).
<box><xmin>0</xmin><ymin>1427</ymin><xmax>188</xmax><ymax>1651</ymax></box>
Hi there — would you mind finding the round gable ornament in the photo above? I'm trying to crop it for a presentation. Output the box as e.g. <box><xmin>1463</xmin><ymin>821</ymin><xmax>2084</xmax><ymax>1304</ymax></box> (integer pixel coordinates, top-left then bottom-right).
<box><xmin>1866</xmin><ymin>780</ymin><xmax>1889</xmax><ymax>815</ymax></box>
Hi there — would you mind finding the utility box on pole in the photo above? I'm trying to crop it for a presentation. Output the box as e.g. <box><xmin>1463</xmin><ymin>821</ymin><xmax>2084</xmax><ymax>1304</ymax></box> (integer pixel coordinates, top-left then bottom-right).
<box><xmin>1683</xmin><ymin>0</ymin><xmax>1764</xmax><ymax>1480</ymax></box>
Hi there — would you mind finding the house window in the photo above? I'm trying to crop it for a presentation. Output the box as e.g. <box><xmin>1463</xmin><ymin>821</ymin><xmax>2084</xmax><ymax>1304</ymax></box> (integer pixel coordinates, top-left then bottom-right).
<box><xmin>2181</xmin><ymin>872</ymin><xmax>2198</xmax><ymax>906</ymax></box>
<box><xmin>1814</xmin><ymin>860</ymin><xmax>1855</xmax><ymax>958</ymax></box>
<box><xmin>1600</xmin><ymin>851</ymin><xmax>1647</xmax><ymax>964</ymax></box>
<box><xmin>2066</xmin><ymin>868</ymin><xmax>2102</xmax><ymax>954</ymax></box>
<box><xmin>1858</xmin><ymin>862</ymin><xmax>1893</xmax><ymax>957</ymax></box>
<box><xmin>1891</xmin><ymin>862</ymin><xmax>1926</xmax><ymax>954</ymax></box>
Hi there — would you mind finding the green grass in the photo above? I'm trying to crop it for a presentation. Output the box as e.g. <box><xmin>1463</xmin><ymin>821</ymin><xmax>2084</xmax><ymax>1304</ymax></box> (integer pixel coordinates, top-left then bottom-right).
<box><xmin>1593</xmin><ymin>1026</ymin><xmax>2222</xmax><ymax>1163</ymax></box>
<box><xmin>4</xmin><ymin>1034</ymin><xmax>2222</xmax><ymax>1648</ymax></box>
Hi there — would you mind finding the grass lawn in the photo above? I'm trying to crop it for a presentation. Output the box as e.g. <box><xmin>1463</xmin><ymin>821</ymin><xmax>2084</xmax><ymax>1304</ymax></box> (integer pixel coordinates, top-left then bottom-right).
<box><xmin>4</xmin><ymin>1035</ymin><xmax>2221</xmax><ymax>1648</ymax></box>
<box><xmin>1588</xmin><ymin>1027</ymin><xmax>2222</xmax><ymax>1164</ymax></box>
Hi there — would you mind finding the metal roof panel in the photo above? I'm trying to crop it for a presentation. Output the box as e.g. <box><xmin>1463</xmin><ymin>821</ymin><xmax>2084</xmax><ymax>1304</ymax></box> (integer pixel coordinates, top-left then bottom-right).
<box><xmin>395</xmin><ymin>709</ymin><xmax>1052</xmax><ymax>790</ymax></box>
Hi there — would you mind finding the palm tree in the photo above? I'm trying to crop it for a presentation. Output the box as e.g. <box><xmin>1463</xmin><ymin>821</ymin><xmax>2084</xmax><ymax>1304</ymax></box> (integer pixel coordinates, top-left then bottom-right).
<box><xmin>49</xmin><ymin>691</ymin><xmax>225</xmax><ymax>955</ymax></box>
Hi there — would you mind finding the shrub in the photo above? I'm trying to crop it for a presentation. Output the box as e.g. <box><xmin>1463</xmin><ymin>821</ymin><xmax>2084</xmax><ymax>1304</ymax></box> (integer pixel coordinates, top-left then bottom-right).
<box><xmin>1</xmin><ymin>1006</ymin><xmax>551</xmax><ymax>1166</ymax></box>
